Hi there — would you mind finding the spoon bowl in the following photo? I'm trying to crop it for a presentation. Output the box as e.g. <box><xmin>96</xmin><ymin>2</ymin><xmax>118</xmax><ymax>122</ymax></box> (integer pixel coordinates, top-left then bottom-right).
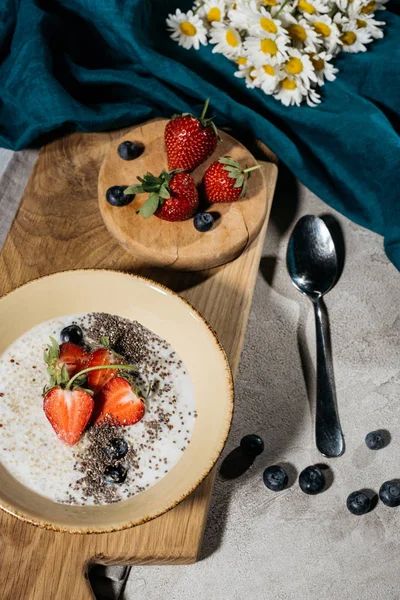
<box><xmin>287</xmin><ymin>215</ymin><xmax>338</xmax><ymax>298</ymax></box>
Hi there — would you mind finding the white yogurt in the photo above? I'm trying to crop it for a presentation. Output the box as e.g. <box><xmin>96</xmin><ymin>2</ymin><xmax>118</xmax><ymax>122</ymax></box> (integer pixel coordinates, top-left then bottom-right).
<box><xmin>0</xmin><ymin>314</ymin><xmax>196</xmax><ymax>505</ymax></box>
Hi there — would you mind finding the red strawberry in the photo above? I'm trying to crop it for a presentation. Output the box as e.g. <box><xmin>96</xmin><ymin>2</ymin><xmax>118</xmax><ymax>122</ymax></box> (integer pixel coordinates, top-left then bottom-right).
<box><xmin>203</xmin><ymin>156</ymin><xmax>260</xmax><ymax>203</ymax></box>
<box><xmin>125</xmin><ymin>169</ymin><xmax>198</xmax><ymax>222</ymax></box>
<box><xmin>93</xmin><ymin>376</ymin><xmax>145</xmax><ymax>426</ymax></box>
<box><xmin>87</xmin><ymin>348</ymin><xmax>120</xmax><ymax>394</ymax></box>
<box><xmin>165</xmin><ymin>98</ymin><xmax>220</xmax><ymax>171</ymax></box>
<box><xmin>59</xmin><ymin>342</ymin><xmax>90</xmax><ymax>377</ymax></box>
<box><xmin>43</xmin><ymin>387</ymin><xmax>94</xmax><ymax>445</ymax></box>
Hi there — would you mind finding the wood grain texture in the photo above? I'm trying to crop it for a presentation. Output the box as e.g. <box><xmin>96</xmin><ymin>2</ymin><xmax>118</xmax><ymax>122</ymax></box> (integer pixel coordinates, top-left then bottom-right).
<box><xmin>98</xmin><ymin>119</ymin><xmax>270</xmax><ymax>271</ymax></box>
<box><xmin>0</xmin><ymin>128</ymin><xmax>277</xmax><ymax>600</ymax></box>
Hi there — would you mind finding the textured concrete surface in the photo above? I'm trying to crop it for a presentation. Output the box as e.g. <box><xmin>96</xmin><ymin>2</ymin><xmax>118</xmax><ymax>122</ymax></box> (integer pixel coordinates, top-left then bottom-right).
<box><xmin>1</xmin><ymin>156</ymin><xmax>399</xmax><ymax>600</ymax></box>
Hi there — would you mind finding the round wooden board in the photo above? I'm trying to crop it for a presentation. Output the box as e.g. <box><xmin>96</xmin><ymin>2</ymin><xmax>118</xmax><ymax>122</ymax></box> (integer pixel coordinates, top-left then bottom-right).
<box><xmin>98</xmin><ymin>119</ymin><xmax>269</xmax><ymax>271</ymax></box>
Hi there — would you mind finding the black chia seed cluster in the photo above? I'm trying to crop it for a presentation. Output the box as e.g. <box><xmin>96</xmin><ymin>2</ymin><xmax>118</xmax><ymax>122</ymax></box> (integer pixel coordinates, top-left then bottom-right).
<box><xmin>66</xmin><ymin>312</ymin><xmax>197</xmax><ymax>506</ymax></box>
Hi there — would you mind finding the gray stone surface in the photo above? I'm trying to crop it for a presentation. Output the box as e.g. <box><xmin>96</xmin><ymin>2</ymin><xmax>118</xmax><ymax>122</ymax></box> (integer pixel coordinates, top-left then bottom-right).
<box><xmin>1</xmin><ymin>155</ymin><xmax>399</xmax><ymax>600</ymax></box>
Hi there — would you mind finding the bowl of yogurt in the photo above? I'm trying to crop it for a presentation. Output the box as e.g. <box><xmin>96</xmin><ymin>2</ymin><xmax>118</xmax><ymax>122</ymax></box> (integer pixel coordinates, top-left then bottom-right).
<box><xmin>0</xmin><ymin>270</ymin><xmax>233</xmax><ymax>533</ymax></box>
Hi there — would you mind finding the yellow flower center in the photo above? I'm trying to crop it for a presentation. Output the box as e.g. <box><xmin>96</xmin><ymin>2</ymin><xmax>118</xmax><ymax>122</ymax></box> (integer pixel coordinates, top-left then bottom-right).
<box><xmin>180</xmin><ymin>21</ymin><xmax>197</xmax><ymax>36</ymax></box>
<box><xmin>207</xmin><ymin>7</ymin><xmax>221</xmax><ymax>22</ymax></box>
<box><xmin>287</xmin><ymin>24</ymin><xmax>307</xmax><ymax>42</ymax></box>
<box><xmin>282</xmin><ymin>78</ymin><xmax>297</xmax><ymax>90</ymax></box>
<box><xmin>263</xmin><ymin>0</ymin><xmax>278</xmax><ymax>5</ymax></box>
<box><xmin>313</xmin><ymin>22</ymin><xmax>331</xmax><ymax>37</ymax></box>
<box><xmin>226</xmin><ymin>29</ymin><xmax>239</xmax><ymax>47</ymax></box>
<box><xmin>310</xmin><ymin>54</ymin><xmax>324</xmax><ymax>70</ymax></box>
<box><xmin>356</xmin><ymin>18</ymin><xmax>367</xmax><ymax>27</ymax></box>
<box><xmin>286</xmin><ymin>57</ymin><xmax>303</xmax><ymax>74</ymax></box>
<box><xmin>340</xmin><ymin>31</ymin><xmax>357</xmax><ymax>45</ymax></box>
<box><xmin>361</xmin><ymin>1</ymin><xmax>376</xmax><ymax>13</ymax></box>
<box><xmin>263</xmin><ymin>64</ymin><xmax>275</xmax><ymax>75</ymax></box>
<box><xmin>260</xmin><ymin>38</ymin><xmax>278</xmax><ymax>55</ymax></box>
<box><xmin>237</xmin><ymin>56</ymin><xmax>247</xmax><ymax>65</ymax></box>
<box><xmin>298</xmin><ymin>0</ymin><xmax>316</xmax><ymax>14</ymax></box>
<box><xmin>260</xmin><ymin>17</ymin><xmax>278</xmax><ymax>33</ymax></box>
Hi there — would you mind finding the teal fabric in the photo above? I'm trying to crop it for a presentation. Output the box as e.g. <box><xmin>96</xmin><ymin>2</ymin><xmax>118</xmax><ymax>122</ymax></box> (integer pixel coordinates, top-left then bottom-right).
<box><xmin>0</xmin><ymin>0</ymin><xmax>399</xmax><ymax>268</ymax></box>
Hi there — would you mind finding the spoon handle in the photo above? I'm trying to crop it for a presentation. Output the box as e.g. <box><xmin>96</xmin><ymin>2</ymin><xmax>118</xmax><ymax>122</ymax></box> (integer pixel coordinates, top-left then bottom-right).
<box><xmin>313</xmin><ymin>298</ymin><xmax>344</xmax><ymax>458</ymax></box>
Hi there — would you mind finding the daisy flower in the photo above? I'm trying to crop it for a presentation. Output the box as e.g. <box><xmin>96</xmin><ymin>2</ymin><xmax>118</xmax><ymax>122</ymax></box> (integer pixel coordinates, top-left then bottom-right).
<box><xmin>227</xmin><ymin>0</ymin><xmax>254</xmax><ymax>30</ymax></box>
<box><xmin>243</xmin><ymin>33</ymin><xmax>289</xmax><ymax>66</ymax></box>
<box><xmin>210</xmin><ymin>22</ymin><xmax>243</xmax><ymax>58</ymax></box>
<box><xmin>306</xmin><ymin>14</ymin><xmax>342</xmax><ymax>54</ymax></box>
<box><xmin>202</xmin><ymin>0</ymin><xmax>228</xmax><ymax>25</ymax></box>
<box><xmin>274</xmin><ymin>77</ymin><xmax>306</xmax><ymax>106</ymax></box>
<box><xmin>250</xmin><ymin>63</ymin><xmax>283</xmax><ymax>93</ymax></box>
<box><xmin>334</xmin><ymin>16</ymin><xmax>372</xmax><ymax>52</ymax></box>
<box><xmin>354</xmin><ymin>13</ymin><xmax>385</xmax><ymax>39</ymax></box>
<box><xmin>358</xmin><ymin>0</ymin><xmax>390</xmax><ymax>13</ymax></box>
<box><xmin>294</xmin><ymin>0</ymin><xmax>330</xmax><ymax>15</ymax></box>
<box><xmin>283</xmin><ymin>48</ymin><xmax>317</xmax><ymax>86</ymax></box>
<box><xmin>282</xmin><ymin>14</ymin><xmax>321</xmax><ymax>52</ymax></box>
<box><xmin>309</xmin><ymin>51</ymin><xmax>338</xmax><ymax>85</ymax></box>
<box><xmin>166</xmin><ymin>9</ymin><xmax>208</xmax><ymax>50</ymax></box>
<box><xmin>245</xmin><ymin>2</ymin><xmax>287</xmax><ymax>36</ymax></box>
<box><xmin>234</xmin><ymin>61</ymin><xmax>260</xmax><ymax>88</ymax></box>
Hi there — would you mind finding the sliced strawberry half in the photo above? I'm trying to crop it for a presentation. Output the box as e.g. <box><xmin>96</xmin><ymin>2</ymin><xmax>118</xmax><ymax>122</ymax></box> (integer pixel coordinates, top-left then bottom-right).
<box><xmin>87</xmin><ymin>348</ymin><xmax>121</xmax><ymax>394</ymax></box>
<box><xmin>93</xmin><ymin>376</ymin><xmax>145</xmax><ymax>426</ymax></box>
<box><xmin>59</xmin><ymin>342</ymin><xmax>90</xmax><ymax>377</ymax></box>
<box><xmin>43</xmin><ymin>386</ymin><xmax>94</xmax><ymax>445</ymax></box>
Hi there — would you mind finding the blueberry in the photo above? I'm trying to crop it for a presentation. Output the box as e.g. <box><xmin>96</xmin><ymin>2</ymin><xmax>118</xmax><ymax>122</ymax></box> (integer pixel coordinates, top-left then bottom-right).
<box><xmin>299</xmin><ymin>466</ymin><xmax>325</xmax><ymax>495</ymax></box>
<box><xmin>240</xmin><ymin>434</ymin><xmax>264</xmax><ymax>457</ymax></box>
<box><xmin>60</xmin><ymin>324</ymin><xmax>83</xmax><ymax>345</ymax></box>
<box><xmin>106</xmin><ymin>186</ymin><xmax>135</xmax><ymax>207</ymax></box>
<box><xmin>103</xmin><ymin>438</ymin><xmax>128</xmax><ymax>461</ymax></box>
<box><xmin>117</xmin><ymin>141</ymin><xmax>141</xmax><ymax>161</ymax></box>
<box><xmin>347</xmin><ymin>491</ymin><xmax>371</xmax><ymax>515</ymax></box>
<box><xmin>263</xmin><ymin>465</ymin><xmax>288</xmax><ymax>492</ymax></box>
<box><xmin>379</xmin><ymin>480</ymin><xmax>400</xmax><ymax>507</ymax></box>
<box><xmin>104</xmin><ymin>465</ymin><xmax>127</xmax><ymax>485</ymax></box>
<box><xmin>365</xmin><ymin>430</ymin><xmax>386</xmax><ymax>450</ymax></box>
<box><xmin>194</xmin><ymin>212</ymin><xmax>214</xmax><ymax>232</ymax></box>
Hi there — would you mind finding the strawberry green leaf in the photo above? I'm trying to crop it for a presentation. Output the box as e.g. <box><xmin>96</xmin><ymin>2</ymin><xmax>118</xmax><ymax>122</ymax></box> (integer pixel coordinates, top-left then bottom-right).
<box><xmin>240</xmin><ymin>179</ymin><xmax>248</xmax><ymax>198</ymax></box>
<box><xmin>159</xmin><ymin>184</ymin><xmax>171</xmax><ymax>200</ymax></box>
<box><xmin>137</xmin><ymin>191</ymin><xmax>160</xmax><ymax>219</ymax></box>
<box><xmin>234</xmin><ymin>176</ymin><xmax>244</xmax><ymax>189</ymax></box>
<box><xmin>219</xmin><ymin>157</ymin><xmax>239</xmax><ymax>168</ymax></box>
<box><xmin>124</xmin><ymin>184</ymin><xmax>143</xmax><ymax>195</ymax></box>
<box><xmin>100</xmin><ymin>336</ymin><xmax>110</xmax><ymax>347</ymax></box>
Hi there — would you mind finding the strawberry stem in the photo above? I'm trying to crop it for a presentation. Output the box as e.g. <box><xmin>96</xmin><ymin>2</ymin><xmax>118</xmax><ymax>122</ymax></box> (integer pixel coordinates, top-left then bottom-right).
<box><xmin>243</xmin><ymin>165</ymin><xmax>261</xmax><ymax>174</ymax></box>
<box><xmin>200</xmin><ymin>98</ymin><xmax>210</xmax><ymax>121</ymax></box>
<box><xmin>66</xmin><ymin>364</ymin><xmax>137</xmax><ymax>390</ymax></box>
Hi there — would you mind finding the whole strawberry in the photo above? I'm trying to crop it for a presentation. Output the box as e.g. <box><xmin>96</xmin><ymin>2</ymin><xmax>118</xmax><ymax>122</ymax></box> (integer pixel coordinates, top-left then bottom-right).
<box><xmin>165</xmin><ymin>98</ymin><xmax>221</xmax><ymax>172</ymax></box>
<box><xmin>125</xmin><ymin>169</ymin><xmax>198</xmax><ymax>221</ymax></box>
<box><xmin>203</xmin><ymin>156</ymin><xmax>260</xmax><ymax>203</ymax></box>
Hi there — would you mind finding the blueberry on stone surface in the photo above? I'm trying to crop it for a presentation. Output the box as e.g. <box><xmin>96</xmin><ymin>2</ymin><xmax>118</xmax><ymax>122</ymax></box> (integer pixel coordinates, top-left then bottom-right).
<box><xmin>104</xmin><ymin>465</ymin><xmax>127</xmax><ymax>485</ymax></box>
<box><xmin>379</xmin><ymin>480</ymin><xmax>400</xmax><ymax>507</ymax></box>
<box><xmin>103</xmin><ymin>438</ymin><xmax>128</xmax><ymax>461</ymax></box>
<box><xmin>117</xmin><ymin>141</ymin><xmax>141</xmax><ymax>161</ymax></box>
<box><xmin>60</xmin><ymin>324</ymin><xmax>83</xmax><ymax>345</ymax></box>
<box><xmin>365</xmin><ymin>430</ymin><xmax>386</xmax><ymax>451</ymax></box>
<box><xmin>106</xmin><ymin>185</ymin><xmax>135</xmax><ymax>207</ymax></box>
<box><xmin>240</xmin><ymin>434</ymin><xmax>264</xmax><ymax>457</ymax></box>
<box><xmin>299</xmin><ymin>465</ymin><xmax>325</xmax><ymax>495</ymax></box>
<box><xmin>263</xmin><ymin>465</ymin><xmax>288</xmax><ymax>492</ymax></box>
<box><xmin>194</xmin><ymin>212</ymin><xmax>214</xmax><ymax>232</ymax></box>
<box><xmin>347</xmin><ymin>491</ymin><xmax>371</xmax><ymax>515</ymax></box>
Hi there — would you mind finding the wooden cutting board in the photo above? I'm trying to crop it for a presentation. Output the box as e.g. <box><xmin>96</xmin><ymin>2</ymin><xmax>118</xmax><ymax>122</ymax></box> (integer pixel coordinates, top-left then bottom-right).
<box><xmin>99</xmin><ymin>119</ymin><xmax>269</xmax><ymax>270</ymax></box>
<box><xmin>0</xmin><ymin>126</ymin><xmax>277</xmax><ymax>599</ymax></box>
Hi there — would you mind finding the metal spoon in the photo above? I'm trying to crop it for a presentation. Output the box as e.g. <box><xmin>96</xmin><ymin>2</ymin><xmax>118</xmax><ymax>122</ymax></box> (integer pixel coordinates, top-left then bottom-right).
<box><xmin>287</xmin><ymin>215</ymin><xmax>344</xmax><ymax>458</ymax></box>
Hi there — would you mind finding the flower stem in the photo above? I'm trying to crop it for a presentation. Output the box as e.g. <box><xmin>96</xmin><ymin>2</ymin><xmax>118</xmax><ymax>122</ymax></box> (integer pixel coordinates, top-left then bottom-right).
<box><xmin>66</xmin><ymin>364</ymin><xmax>137</xmax><ymax>390</ymax></box>
<box><xmin>192</xmin><ymin>1</ymin><xmax>204</xmax><ymax>15</ymax></box>
<box><xmin>275</xmin><ymin>0</ymin><xmax>290</xmax><ymax>17</ymax></box>
<box><xmin>200</xmin><ymin>98</ymin><xmax>210</xmax><ymax>121</ymax></box>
